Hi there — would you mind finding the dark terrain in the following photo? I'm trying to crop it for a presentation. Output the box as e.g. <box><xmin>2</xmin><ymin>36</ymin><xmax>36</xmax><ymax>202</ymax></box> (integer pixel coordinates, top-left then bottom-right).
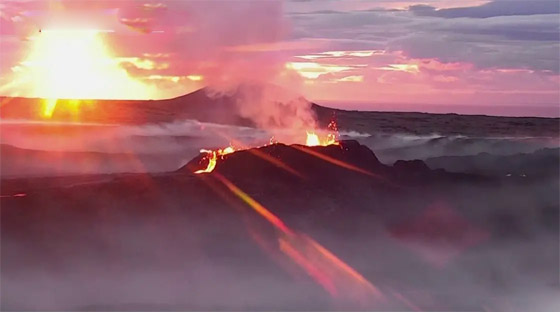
<box><xmin>2</xmin><ymin>141</ymin><xmax>558</xmax><ymax>311</ymax></box>
<box><xmin>1</xmin><ymin>88</ymin><xmax>559</xmax><ymax>310</ymax></box>
<box><xmin>2</xmin><ymin>87</ymin><xmax>558</xmax><ymax>177</ymax></box>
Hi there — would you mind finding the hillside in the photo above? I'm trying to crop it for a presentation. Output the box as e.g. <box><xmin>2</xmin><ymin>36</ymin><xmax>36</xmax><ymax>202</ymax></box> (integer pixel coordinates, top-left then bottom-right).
<box><xmin>2</xmin><ymin>140</ymin><xmax>557</xmax><ymax>310</ymax></box>
<box><xmin>2</xmin><ymin>88</ymin><xmax>559</xmax><ymax>137</ymax></box>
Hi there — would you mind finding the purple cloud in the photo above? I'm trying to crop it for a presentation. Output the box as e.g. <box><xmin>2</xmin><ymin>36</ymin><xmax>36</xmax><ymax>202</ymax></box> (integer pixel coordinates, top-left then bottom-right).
<box><xmin>411</xmin><ymin>0</ymin><xmax>560</xmax><ymax>18</ymax></box>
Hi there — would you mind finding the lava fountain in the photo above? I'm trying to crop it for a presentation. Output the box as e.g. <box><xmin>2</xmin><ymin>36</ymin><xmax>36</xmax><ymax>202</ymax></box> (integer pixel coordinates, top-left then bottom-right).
<box><xmin>194</xmin><ymin>120</ymin><xmax>340</xmax><ymax>174</ymax></box>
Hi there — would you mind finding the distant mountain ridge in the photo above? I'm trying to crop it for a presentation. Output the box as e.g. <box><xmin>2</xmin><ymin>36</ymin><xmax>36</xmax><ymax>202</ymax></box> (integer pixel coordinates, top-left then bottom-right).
<box><xmin>1</xmin><ymin>87</ymin><xmax>558</xmax><ymax>137</ymax></box>
<box><xmin>0</xmin><ymin>88</ymin><xmax>254</xmax><ymax>126</ymax></box>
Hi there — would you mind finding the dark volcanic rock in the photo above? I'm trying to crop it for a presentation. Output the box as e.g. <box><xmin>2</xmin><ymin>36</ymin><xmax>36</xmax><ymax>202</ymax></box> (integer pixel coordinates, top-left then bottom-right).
<box><xmin>180</xmin><ymin>140</ymin><xmax>409</xmax><ymax>196</ymax></box>
<box><xmin>2</xmin><ymin>139</ymin><xmax>557</xmax><ymax>311</ymax></box>
<box><xmin>393</xmin><ymin>159</ymin><xmax>431</xmax><ymax>173</ymax></box>
<box><xmin>181</xmin><ymin>140</ymin><xmax>471</xmax><ymax>188</ymax></box>
<box><xmin>185</xmin><ymin>139</ymin><xmax>378</xmax><ymax>168</ymax></box>
<box><xmin>183</xmin><ymin>140</ymin><xmax>386</xmax><ymax>177</ymax></box>
<box><xmin>391</xmin><ymin>159</ymin><xmax>435</xmax><ymax>182</ymax></box>
<box><xmin>425</xmin><ymin>148</ymin><xmax>560</xmax><ymax>177</ymax></box>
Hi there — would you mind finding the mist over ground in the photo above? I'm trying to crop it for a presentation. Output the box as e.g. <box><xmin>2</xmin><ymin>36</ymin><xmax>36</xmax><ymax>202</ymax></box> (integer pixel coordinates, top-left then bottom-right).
<box><xmin>1</xmin><ymin>99</ymin><xmax>559</xmax><ymax>311</ymax></box>
<box><xmin>2</xmin><ymin>138</ymin><xmax>558</xmax><ymax>311</ymax></box>
<box><xmin>1</xmin><ymin>115</ymin><xmax>558</xmax><ymax>177</ymax></box>
<box><xmin>1</xmin><ymin>0</ymin><xmax>559</xmax><ymax>309</ymax></box>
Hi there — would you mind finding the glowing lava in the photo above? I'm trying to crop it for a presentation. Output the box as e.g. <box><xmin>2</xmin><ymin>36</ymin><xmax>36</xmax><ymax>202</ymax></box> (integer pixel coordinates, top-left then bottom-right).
<box><xmin>194</xmin><ymin>146</ymin><xmax>236</xmax><ymax>174</ymax></box>
<box><xmin>194</xmin><ymin>120</ymin><xmax>340</xmax><ymax>174</ymax></box>
<box><xmin>306</xmin><ymin>119</ymin><xmax>339</xmax><ymax>146</ymax></box>
<box><xmin>306</xmin><ymin>132</ymin><xmax>321</xmax><ymax>146</ymax></box>
<box><xmin>306</xmin><ymin>132</ymin><xmax>338</xmax><ymax>147</ymax></box>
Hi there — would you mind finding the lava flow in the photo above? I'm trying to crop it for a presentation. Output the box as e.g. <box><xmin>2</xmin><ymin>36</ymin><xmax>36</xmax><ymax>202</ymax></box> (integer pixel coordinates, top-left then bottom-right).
<box><xmin>194</xmin><ymin>146</ymin><xmax>236</xmax><ymax>174</ymax></box>
<box><xmin>306</xmin><ymin>120</ymin><xmax>339</xmax><ymax>147</ymax></box>
<box><xmin>194</xmin><ymin>120</ymin><xmax>340</xmax><ymax>174</ymax></box>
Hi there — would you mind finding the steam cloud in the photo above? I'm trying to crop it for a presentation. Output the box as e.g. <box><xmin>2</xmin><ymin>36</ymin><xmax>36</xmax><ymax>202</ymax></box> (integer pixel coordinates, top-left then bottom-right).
<box><xmin>118</xmin><ymin>0</ymin><xmax>318</xmax><ymax>134</ymax></box>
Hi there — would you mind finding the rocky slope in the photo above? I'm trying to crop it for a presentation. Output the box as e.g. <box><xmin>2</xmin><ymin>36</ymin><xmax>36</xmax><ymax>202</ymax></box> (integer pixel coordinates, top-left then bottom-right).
<box><xmin>2</xmin><ymin>140</ymin><xmax>557</xmax><ymax>311</ymax></box>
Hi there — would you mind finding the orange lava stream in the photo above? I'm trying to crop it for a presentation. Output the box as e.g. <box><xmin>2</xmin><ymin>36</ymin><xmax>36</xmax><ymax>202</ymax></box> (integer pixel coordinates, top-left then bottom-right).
<box><xmin>194</xmin><ymin>120</ymin><xmax>340</xmax><ymax>174</ymax></box>
<box><xmin>194</xmin><ymin>146</ymin><xmax>235</xmax><ymax>174</ymax></box>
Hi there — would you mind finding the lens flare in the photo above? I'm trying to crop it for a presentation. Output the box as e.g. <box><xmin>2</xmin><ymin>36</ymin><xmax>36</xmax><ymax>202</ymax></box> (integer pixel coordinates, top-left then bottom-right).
<box><xmin>214</xmin><ymin>174</ymin><xmax>383</xmax><ymax>303</ymax></box>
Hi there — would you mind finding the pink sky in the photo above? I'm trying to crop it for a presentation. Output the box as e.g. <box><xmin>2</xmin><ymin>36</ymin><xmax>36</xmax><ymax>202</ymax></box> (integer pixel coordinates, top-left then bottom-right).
<box><xmin>0</xmin><ymin>0</ymin><xmax>558</xmax><ymax>116</ymax></box>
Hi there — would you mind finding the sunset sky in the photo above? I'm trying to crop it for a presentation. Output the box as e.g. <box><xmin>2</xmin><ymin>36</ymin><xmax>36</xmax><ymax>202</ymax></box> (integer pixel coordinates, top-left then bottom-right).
<box><xmin>1</xmin><ymin>0</ymin><xmax>559</xmax><ymax>114</ymax></box>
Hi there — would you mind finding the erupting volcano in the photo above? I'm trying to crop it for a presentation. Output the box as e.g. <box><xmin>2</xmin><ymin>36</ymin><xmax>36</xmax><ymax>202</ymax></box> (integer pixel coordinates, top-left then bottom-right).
<box><xmin>1</xmin><ymin>0</ymin><xmax>558</xmax><ymax>310</ymax></box>
<box><xmin>193</xmin><ymin>120</ymin><xmax>341</xmax><ymax>174</ymax></box>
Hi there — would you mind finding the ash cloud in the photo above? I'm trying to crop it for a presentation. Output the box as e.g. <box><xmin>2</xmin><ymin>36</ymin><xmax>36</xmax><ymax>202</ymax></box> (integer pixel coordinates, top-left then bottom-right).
<box><xmin>205</xmin><ymin>83</ymin><xmax>318</xmax><ymax>139</ymax></box>
<box><xmin>115</xmin><ymin>0</ymin><xmax>318</xmax><ymax>135</ymax></box>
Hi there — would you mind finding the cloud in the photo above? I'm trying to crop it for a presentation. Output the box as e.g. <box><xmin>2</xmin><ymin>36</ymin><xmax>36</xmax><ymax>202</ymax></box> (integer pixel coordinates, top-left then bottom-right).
<box><xmin>411</xmin><ymin>0</ymin><xmax>560</xmax><ymax>18</ymax></box>
<box><xmin>0</xmin><ymin>0</ymin><xmax>299</xmax><ymax>97</ymax></box>
<box><xmin>289</xmin><ymin>4</ymin><xmax>560</xmax><ymax>73</ymax></box>
<box><xmin>0</xmin><ymin>0</ymin><xmax>558</xmax><ymax>110</ymax></box>
<box><xmin>388</xmin><ymin>14</ymin><xmax>560</xmax><ymax>73</ymax></box>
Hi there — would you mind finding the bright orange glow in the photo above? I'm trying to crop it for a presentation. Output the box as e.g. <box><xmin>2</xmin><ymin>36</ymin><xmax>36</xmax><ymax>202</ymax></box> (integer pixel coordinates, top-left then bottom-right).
<box><xmin>15</xmin><ymin>29</ymin><xmax>152</xmax><ymax>116</ymax></box>
<box><xmin>306</xmin><ymin>130</ymin><xmax>340</xmax><ymax>147</ymax></box>
<box><xmin>42</xmin><ymin>98</ymin><xmax>58</xmax><ymax>117</ymax></box>
<box><xmin>305</xmin><ymin>123</ymin><xmax>339</xmax><ymax>147</ymax></box>
<box><xmin>194</xmin><ymin>146</ymin><xmax>236</xmax><ymax>174</ymax></box>
<box><xmin>325</xmin><ymin>119</ymin><xmax>339</xmax><ymax>145</ymax></box>
<box><xmin>306</xmin><ymin>131</ymin><xmax>321</xmax><ymax>146</ymax></box>
<box><xmin>195</xmin><ymin>120</ymin><xmax>339</xmax><ymax>174</ymax></box>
